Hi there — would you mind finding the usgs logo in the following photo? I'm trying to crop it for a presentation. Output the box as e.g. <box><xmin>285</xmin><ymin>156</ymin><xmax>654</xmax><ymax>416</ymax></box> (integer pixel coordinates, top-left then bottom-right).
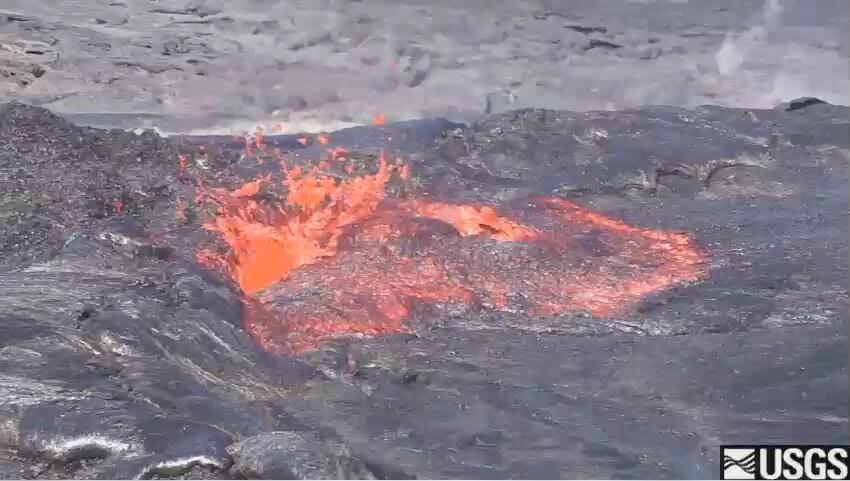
<box><xmin>722</xmin><ymin>446</ymin><xmax>850</xmax><ymax>480</ymax></box>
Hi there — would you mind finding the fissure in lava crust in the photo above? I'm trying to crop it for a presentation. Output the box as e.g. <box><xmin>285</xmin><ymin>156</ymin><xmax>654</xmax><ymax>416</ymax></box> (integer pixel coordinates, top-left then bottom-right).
<box><xmin>194</xmin><ymin>141</ymin><xmax>707</xmax><ymax>354</ymax></box>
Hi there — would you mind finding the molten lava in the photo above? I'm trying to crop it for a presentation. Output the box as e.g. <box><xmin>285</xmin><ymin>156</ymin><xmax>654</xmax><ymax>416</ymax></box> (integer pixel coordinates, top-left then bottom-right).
<box><xmin>196</xmin><ymin>143</ymin><xmax>706</xmax><ymax>354</ymax></box>
<box><xmin>197</xmin><ymin>153</ymin><xmax>397</xmax><ymax>294</ymax></box>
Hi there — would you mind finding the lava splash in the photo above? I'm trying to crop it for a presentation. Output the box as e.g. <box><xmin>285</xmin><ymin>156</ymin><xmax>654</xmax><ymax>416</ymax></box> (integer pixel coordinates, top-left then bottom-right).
<box><xmin>195</xmin><ymin>145</ymin><xmax>706</xmax><ymax>354</ymax></box>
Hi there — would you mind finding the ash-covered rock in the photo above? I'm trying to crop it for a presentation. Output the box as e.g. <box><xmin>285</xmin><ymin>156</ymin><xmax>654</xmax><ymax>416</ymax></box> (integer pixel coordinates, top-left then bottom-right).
<box><xmin>227</xmin><ymin>431</ymin><xmax>376</xmax><ymax>480</ymax></box>
<box><xmin>1</xmin><ymin>0</ymin><xmax>847</xmax><ymax>133</ymax></box>
<box><xmin>0</xmin><ymin>100</ymin><xmax>847</xmax><ymax>479</ymax></box>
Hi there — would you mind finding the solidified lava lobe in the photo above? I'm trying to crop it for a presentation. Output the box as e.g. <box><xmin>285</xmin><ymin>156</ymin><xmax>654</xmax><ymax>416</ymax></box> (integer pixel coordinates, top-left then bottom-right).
<box><xmin>196</xmin><ymin>147</ymin><xmax>706</xmax><ymax>354</ymax></box>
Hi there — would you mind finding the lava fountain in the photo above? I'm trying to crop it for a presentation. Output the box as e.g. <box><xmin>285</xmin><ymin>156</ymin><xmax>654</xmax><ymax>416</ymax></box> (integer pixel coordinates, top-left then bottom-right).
<box><xmin>194</xmin><ymin>133</ymin><xmax>707</xmax><ymax>354</ymax></box>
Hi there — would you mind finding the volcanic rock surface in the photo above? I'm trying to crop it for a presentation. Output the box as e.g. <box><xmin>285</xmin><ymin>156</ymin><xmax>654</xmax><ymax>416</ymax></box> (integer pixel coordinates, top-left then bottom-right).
<box><xmin>0</xmin><ymin>100</ymin><xmax>848</xmax><ymax>479</ymax></box>
<box><xmin>0</xmin><ymin>0</ymin><xmax>847</xmax><ymax>133</ymax></box>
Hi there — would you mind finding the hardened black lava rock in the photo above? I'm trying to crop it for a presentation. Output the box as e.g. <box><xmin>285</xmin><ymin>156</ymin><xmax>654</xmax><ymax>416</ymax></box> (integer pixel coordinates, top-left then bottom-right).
<box><xmin>0</xmin><ymin>99</ymin><xmax>847</xmax><ymax>479</ymax></box>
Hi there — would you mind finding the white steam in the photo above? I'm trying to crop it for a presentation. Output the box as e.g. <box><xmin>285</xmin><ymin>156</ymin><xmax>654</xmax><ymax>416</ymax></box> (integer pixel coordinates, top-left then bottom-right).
<box><xmin>709</xmin><ymin>0</ymin><xmax>848</xmax><ymax>108</ymax></box>
<box><xmin>715</xmin><ymin>0</ymin><xmax>784</xmax><ymax>77</ymax></box>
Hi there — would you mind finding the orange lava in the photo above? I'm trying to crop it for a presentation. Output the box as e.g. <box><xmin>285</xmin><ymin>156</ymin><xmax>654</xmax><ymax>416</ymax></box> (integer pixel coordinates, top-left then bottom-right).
<box><xmin>195</xmin><ymin>146</ymin><xmax>707</xmax><ymax>354</ymax></box>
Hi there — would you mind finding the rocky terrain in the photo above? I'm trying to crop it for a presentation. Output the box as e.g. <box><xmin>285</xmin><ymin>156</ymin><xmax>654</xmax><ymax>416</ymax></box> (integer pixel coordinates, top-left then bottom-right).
<box><xmin>0</xmin><ymin>98</ymin><xmax>847</xmax><ymax>478</ymax></box>
<box><xmin>0</xmin><ymin>0</ymin><xmax>848</xmax><ymax>478</ymax></box>
<box><xmin>0</xmin><ymin>0</ymin><xmax>848</xmax><ymax>134</ymax></box>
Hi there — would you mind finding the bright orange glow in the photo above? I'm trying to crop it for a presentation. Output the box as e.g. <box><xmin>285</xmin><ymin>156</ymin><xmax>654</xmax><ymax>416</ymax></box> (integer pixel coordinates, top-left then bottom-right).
<box><xmin>194</xmin><ymin>140</ymin><xmax>707</xmax><ymax>354</ymax></box>
<box><xmin>196</xmin><ymin>151</ymin><xmax>396</xmax><ymax>295</ymax></box>
<box><xmin>406</xmin><ymin>201</ymin><xmax>538</xmax><ymax>241</ymax></box>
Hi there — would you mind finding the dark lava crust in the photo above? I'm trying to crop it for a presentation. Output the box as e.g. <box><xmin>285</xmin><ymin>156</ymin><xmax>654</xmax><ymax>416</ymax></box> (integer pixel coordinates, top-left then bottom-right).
<box><xmin>0</xmin><ymin>100</ymin><xmax>847</xmax><ymax>479</ymax></box>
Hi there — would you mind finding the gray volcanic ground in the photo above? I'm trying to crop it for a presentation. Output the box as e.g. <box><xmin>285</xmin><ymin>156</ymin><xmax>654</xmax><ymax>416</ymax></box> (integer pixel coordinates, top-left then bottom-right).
<box><xmin>1</xmin><ymin>97</ymin><xmax>847</xmax><ymax>479</ymax></box>
<box><xmin>0</xmin><ymin>1</ymin><xmax>848</xmax><ymax>480</ymax></box>
<box><xmin>0</xmin><ymin>0</ymin><xmax>848</xmax><ymax>134</ymax></box>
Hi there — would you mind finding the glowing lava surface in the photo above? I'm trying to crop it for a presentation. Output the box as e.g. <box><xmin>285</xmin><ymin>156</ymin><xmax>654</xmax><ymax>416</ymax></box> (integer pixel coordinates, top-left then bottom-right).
<box><xmin>195</xmin><ymin>139</ymin><xmax>706</xmax><ymax>355</ymax></box>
